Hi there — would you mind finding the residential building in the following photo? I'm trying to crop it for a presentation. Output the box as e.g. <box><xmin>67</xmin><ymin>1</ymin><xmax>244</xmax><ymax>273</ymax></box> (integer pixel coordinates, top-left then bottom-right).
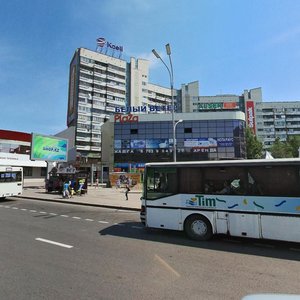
<box><xmin>255</xmin><ymin>101</ymin><xmax>300</xmax><ymax>149</ymax></box>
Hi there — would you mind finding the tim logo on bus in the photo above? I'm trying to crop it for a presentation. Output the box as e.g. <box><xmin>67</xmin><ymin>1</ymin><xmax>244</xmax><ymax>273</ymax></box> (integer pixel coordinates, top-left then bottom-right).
<box><xmin>186</xmin><ymin>195</ymin><xmax>216</xmax><ymax>207</ymax></box>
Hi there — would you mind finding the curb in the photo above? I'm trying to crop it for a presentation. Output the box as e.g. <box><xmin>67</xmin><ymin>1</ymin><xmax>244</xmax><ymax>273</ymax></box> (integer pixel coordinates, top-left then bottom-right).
<box><xmin>15</xmin><ymin>196</ymin><xmax>141</xmax><ymax>212</ymax></box>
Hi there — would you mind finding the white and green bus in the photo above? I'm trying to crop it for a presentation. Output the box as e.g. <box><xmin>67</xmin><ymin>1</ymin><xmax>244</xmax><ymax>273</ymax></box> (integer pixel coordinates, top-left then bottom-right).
<box><xmin>140</xmin><ymin>158</ymin><xmax>300</xmax><ymax>242</ymax></box>
<box><xmin>0</xmin><ymin>166</ymin><xmax>23</xmax><ymax>200</ymax></box>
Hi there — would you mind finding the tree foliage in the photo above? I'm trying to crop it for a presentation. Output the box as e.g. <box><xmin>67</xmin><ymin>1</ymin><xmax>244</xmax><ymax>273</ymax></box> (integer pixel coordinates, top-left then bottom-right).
<box><xmin>269</xmin><ymin>135</ymin><xmax>300</xmax><ymax>158</ymax></box>
<box><xmin>245</xmin><ymin>127</ymin><xmax>263</xmax><ymax>159</ymax></box>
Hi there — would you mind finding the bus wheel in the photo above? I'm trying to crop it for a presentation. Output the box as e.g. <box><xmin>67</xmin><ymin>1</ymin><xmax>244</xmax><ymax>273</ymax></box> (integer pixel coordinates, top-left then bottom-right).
<box><xmin>184</xmin><ymin>215</ymin><xmax>213</xmax><ymax>241</ymax></box>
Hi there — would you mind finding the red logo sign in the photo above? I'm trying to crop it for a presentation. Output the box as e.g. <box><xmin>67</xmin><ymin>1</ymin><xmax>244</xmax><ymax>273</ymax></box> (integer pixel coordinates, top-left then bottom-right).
<box><xmin>246</xmin><ymin>101</ymin><xmax>256</xmax><ymax>134</ymax></box>
<box><xmin>114</xmin><ymin>114</ymin><xmax>139</xmax><ymax>123</ymax></box>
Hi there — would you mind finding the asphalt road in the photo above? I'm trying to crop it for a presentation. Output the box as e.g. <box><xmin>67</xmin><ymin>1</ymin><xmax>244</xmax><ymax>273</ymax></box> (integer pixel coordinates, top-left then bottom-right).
<box><xmin>1</xmin><ymin>198</ymin><xmax>300</xmax><ymax>300</ymax></box>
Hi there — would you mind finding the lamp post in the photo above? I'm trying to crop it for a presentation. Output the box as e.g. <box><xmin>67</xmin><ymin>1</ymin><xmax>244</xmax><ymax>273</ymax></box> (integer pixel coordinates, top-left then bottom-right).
<box><xmin>152</xmin><ymin>44</ymin><xmax>179</xmax><ymax>161</ymax></box>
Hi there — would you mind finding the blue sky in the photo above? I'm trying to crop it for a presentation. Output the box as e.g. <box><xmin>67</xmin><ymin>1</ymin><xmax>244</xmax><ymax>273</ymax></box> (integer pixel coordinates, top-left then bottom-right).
<box><xmin>1</xmin><ymin>0</ymin><xmax>300</xmax><ymax>135</ymax></box>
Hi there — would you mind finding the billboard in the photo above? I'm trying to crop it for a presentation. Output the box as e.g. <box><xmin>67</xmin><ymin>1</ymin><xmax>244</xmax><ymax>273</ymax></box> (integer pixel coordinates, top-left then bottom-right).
<box><xmin>31</xmin><ymin>133</ymin><xmax>68</xmax><ymax>162</ymax></box>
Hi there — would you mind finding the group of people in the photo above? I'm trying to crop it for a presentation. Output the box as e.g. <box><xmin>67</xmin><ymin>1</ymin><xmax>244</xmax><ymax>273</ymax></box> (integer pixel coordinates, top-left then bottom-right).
<box><xmin>62</xmin><ymin>179</ymin><xmax>86</xmax><ymax>199</ymax></box>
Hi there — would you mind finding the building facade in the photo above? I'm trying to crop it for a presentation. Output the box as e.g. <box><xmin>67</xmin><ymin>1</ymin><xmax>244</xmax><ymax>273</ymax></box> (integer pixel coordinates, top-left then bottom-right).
<box><xmin>255</xmin><ymin>101</ymin><xmax>300</xmax><ymax>149</ymax></box>
<box><xmin>67</xmin><ymin>48</ymin><xmax>178</xmax><ymax>173</ymax></box>
<box><xmin>0</xmin><ymin>130</ymin><xmax>47</xmax><ymax>187</ymax></box>
<box><xmin>101</xmin><ymin>111</ymin><xmax>246</xmax><ymax>173</ymax></box>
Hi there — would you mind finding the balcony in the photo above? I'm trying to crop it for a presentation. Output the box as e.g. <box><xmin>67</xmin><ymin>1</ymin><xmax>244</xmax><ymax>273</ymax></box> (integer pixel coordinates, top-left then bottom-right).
<box><xmin>106</xmin><ymin>106</ymin><xmax>115</xmax><ymax>112</ymax></box>
<box><xmin>93</xmin><ymin>64</ymin><xmax>106</xmax><ymax>71</ymax></box>
<box><xmin>79</xmin><ymin>85</ymin><xmax>92</xmax><ymax>92</ymax></box>
<box><xmin>262</xmin><ymin>111</ymin><xmax>274</xmax><ymax>115</ymax></box>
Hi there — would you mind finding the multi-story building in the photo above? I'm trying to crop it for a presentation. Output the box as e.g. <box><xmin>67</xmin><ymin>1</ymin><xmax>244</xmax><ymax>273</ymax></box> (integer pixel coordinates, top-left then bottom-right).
<box><xmin>67</xmin><ymin>46</ymin><xmax>300</xmax><ymax>181</ymax></box>
<box><xmin>255</xmin><ymin>101</ymin><xmax>300</xmax><ymax>149</ymax></box>
<box><xmin>101</xmin><ymin>111</ymin><xmax>246</xmax><ymax>173</ymax></box>
<box><xmin>67</xmin><ymin>47</ymin><xmax>181</xmax><ymax>176</ymax></box>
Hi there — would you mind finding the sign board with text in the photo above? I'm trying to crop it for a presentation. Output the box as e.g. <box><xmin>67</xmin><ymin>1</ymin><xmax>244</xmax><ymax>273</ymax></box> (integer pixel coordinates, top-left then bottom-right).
<box><xmin>31</xmin><ymin>133</ymin><xmax>68</xmax><ymax>162</ymax></box>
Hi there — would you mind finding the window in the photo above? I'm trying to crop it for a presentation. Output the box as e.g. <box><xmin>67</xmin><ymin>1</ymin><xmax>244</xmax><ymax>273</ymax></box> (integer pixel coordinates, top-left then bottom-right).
<box><xmin>184</xmin><ymin>128</ymin><xmax>192</xmax><ymax>133</ymax></box>
<box><xmin>23</xmin><ymin>167</ymin><xmax>33</xmax><ymax>177</ymax></box>
<box><xmin>131</xmin><ymin>129</ymin><xmax>138</xmax><ymax>134</ymax></box>
<box><xmin>41</xmin><ymin>168</ymin><xmax>47</xmax><ymax>177</ymax></box>
<box><xmin>146</xmin><ymin>167</ymin><xmax>178</xmax><ymax>199</ymax></box>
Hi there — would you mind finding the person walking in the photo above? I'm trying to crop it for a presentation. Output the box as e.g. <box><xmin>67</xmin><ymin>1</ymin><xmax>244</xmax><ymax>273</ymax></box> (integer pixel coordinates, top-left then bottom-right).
<box><xmin>63</xmin><ymin>181</ymin><xmax>70</xmax><ymax>199</ymax></box>
<box><xmin>125</xmin><ymin>184</ymin><xmax>130</xmax><ymax>200</ymax></box>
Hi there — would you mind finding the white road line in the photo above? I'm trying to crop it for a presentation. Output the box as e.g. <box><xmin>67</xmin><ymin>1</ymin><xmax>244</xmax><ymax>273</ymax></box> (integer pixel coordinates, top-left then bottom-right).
<box><xmin>4</xmin><ymin>206</ymin><xmax>10</xmax><ymax>208</ymax></box>
<box><xmin>35</xmin><ymin>238</ymin><xmax>73</xmax><ymax>249</ymax></box>
<box><xmin>114</xmin><ymin>223</ymin><xmax>125</xmax><ymax>226</ymax></box>
<box><xmin>154</xmin><ymin>254</ymin><xmax>180</xmax><ymax>278</ymax></box>
<box><xmin>290</xmin><ymin>248</ymin><xmax>300</xmax><ymax>252</ymax></box>
<box><xmin>131</xmin><ymin>226</ymin><xmax>143</xmax><ymax>229</ymax></box>
<box><xmin>39</xmin><ymin>211</ymin><xmax>47</xmax><ymax>214</ymax></box>
<box><xmin>60</xmin><ymin>215</ymin><xmax>69</xmax><ymax>218</ymax></box>
<box><xmin>49</xmin><ymin>213</ymin><xmax>57</xmax><ymax>216</ymax></box>
<box><xmin>12</xmin><ymin>207</ymin><xmax>18</xmax><ymax>210</ymax></box>
<box><xmin>98</xmin><ymin>221</ymin><xmax>109</xmax><ymax>224</ymax></box>
<box><xmin>21</xmin><ymin>208</ymin><xmax>27</xmax><ymax>211</ymax></box>
<box><xmin>30</xmin><ymin>210</ymin><xmax>37</xmax><ymax>213</ymax></box>
<box><xmin>85</xmin><ymin>218</ymin><xmax>94</xmax><ymax>222</ymax></box>
<box><xmin>72</xmin><ymin>216</ymin><xmax>81</xmax><ymax>220</ymax></box>
<box><xmin>254</xmin><ymin>243</ymin><xmax>274</xmax><ymax>248</ymax></box>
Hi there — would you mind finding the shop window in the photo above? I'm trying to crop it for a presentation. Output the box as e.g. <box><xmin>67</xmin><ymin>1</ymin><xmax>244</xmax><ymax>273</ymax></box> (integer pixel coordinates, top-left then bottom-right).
<box><xmin>130</xmin><ymin>129</ymin><xmax>138</xmax><ymax>134</ymax></box>
<box><xmin>23</xmin><ymin>167</ymin><xmax>33</xmax><ymax>177</ymax></box>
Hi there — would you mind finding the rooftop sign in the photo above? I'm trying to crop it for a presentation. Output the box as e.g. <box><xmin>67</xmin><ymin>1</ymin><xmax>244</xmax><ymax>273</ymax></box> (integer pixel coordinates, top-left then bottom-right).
<box><xmin>96</xmin><ymin>37</ymin><xmax>123</xmax><ymax>58</ymax></box>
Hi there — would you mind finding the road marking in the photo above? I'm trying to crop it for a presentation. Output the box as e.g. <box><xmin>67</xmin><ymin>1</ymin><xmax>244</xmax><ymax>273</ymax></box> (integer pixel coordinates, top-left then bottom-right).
<box><xmin>35</xmin><ymin>238</ymin><xmax>73</xmax><ymax>249</ymax></box>
<box><xmin>21</xmin><ymin>208</ymin><xmax>27</xmax><ymax>211</ymax></box>
<box><xmin>30</xmin><ymin>210</ymin><xmax>37</xmax><ymax>213</ymax></box>
<box><xmin>12</xmin><ymin>207</ymin><xmax>18</xmax><ymax>210</ymax></box>
<box><xmin>154</xmin><ymin>254</ymin><xmax>180</xmax><ymax>278</ymax></box>
<box><xmin>131</xmin><ymin>226</ymin><xmax>143</xmax><ymax>229</ymax></box>
<box><xmin>49</xmin><ymin>213</ymin><xmax>57</xmax><ymax>216</ymax></box>
<box><xmin>114</xmin><ymin>223</ymin><xmax>125</xmax><ymax>226</ymax></box>
<box><xmin>60</xmin><ymin>215</ymin><xmax>69</xmax><ymax>218</ymax></box>
<box><xmin>4</xmin><ymin>206</ymin><xmax>10</xmax><ymax>208</ymax></box>
<box><xmin>254</xmin><ymin>243</ymin><xmax>274</xmax><ymax>248</ymax></box>
<box><xmin>98</xmin><ymin>221</ymin><xmax>109</xmax><ymax>224</ymax></box>
<box><xmin>39</xmin><ymin>211</ymin><xmax>47</xmax><ymax>214</ymax></box>
<box><xmin>72</xmin><ymin>216</ymin><xmax>81</xmax><ymax>220</ymax></box>
<box><xmin>290</xmin><ymin>248</ymin><xmax>300</xmax><ymax>252</ymax></box>
<box><xmin>85</xmin><ymin>218</ymin><xmax>94</xmax><ymax>222</ymax></box>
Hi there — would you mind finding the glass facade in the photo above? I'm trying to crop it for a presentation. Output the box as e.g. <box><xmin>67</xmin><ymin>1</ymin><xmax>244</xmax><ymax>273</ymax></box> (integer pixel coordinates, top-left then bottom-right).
<box><xmin>114</xmin><ymin>119</ymin><xmax>246</xmax><ymax>167</ymax></box>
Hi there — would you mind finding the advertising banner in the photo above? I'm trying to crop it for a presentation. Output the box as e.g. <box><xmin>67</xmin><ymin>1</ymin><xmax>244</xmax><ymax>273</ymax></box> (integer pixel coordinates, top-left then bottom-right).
<box><xmin>184</xmin><ymin>138</ymin><xmax>217</xmax><ymax>148</ymax></box>
<box><xmin>31</xmin><ymin>133</ymin><xmax>68</xmax><ymax>162</ymax></box>
<box><xmin>246</xmin><ymin>101</ymin><xmax>256</xmax><ymax>133</ymax></box>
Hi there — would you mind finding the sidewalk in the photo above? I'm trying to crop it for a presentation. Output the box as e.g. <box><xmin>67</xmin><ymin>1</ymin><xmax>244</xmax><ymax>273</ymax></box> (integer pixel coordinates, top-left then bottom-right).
<box><xmin>17</xmin><ymin>186</ymin><xmax>142</xmax><ymax>211</ymax></box>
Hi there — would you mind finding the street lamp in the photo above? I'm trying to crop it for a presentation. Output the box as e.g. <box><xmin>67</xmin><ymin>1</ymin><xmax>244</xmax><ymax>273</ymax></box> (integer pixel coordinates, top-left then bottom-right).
<box><xmin>152</xmin><ymin>44</ymin><xmax>179</xmax><ymax>161</ymax></box>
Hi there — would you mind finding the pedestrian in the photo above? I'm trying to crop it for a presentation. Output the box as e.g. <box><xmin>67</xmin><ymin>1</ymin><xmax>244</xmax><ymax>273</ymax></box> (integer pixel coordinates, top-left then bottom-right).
<box><xmin>116</xmin><ymin>178</ymin><xmax>121</xmax><ymax>189</ymax></box>
<box><xmin>63</xmin><ymin>181</ymin><xmax>70</xmax><ymax>199</ymax></box>
<box><xmin>125</xmin><ymin>184</ymin><xmax>130</xmax><ymax>200</ymax></box>
<box><xmin>95</xmin><ymin>178</ymin><xmax>99</xmax><ymax>189</ymax></box>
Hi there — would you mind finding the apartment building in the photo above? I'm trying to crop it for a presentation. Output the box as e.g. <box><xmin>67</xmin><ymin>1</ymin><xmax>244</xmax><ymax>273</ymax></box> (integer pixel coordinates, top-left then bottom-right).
<box><xmin>255</xmin><ymin>101</ymin><xmax>300</xmax><ymax>148</ymax></box>
<box><xmin>67</xmin><ymin>47</ymin><xmax>183</xmax><ymax>175</ymax></box>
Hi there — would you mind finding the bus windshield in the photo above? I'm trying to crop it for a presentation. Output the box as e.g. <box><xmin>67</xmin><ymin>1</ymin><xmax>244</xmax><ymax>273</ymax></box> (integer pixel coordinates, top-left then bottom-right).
<box><xmin>145</xmin><ymin>167</ymin><xmax>178</xmax><ymax>200</ymax></box>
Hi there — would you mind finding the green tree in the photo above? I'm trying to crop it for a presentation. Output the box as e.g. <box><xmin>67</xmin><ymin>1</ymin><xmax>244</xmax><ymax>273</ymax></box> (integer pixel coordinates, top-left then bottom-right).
<box><xmin>286</xmin><ymin>135</ymin><xmax>300</xmax><ymax>157</ymax></box>
<box><xmin>245</xmin><ymin>127</ymin><xmax>263</xmax><ymax>159</ymax></box>
<box><xmin>270</xmin><ymin>137</ymin><xmax>293</xmax><ymax>158</ymax></box>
